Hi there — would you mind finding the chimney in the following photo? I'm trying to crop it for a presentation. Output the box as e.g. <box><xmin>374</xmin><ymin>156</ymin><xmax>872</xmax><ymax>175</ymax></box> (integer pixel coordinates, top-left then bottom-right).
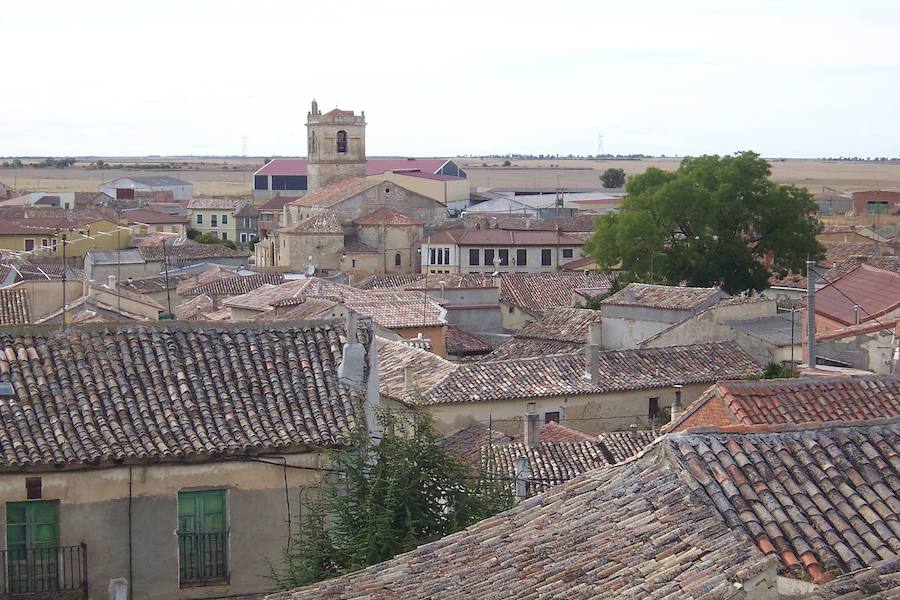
<box><xmin>585</xmin><ymin>344</ymin><xmax>600</xmax><ymax>383</ymax></box>
<box><xmin>107</xmin><ymin>275</ymin><xmax>116</xmax><ymax>290</ymax></box>
<box><xmin>587</xmin><ymin>322</ymin><xmax>601</xmax><ymax>347</ymax></box>
<box><xmin>854</xmin><ymin>304</ymin><xmax>860</xmax><ymax>325</ymax></box>
<box><xmin>524</xmin><ymin>401</ymin><xmax>540</xmax><ymax>449</ymax></box>
<box><xmin>670</xmin><ymin>384</ymin><xmax>683</xmax><ymax>422</ymax></box>
<box><xmin>514</xmin><ymin>456</ymin><xmax>529</xmax><ymax>501</ymax></box>
<box><xmin>403</xmin><ymin>365</ymin><xmax>416</xmax><ymax>393</ymax></box>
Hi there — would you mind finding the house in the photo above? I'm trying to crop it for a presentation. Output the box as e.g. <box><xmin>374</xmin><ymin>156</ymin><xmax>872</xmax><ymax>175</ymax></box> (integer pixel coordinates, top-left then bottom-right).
<box><xmin>640</xmin><ymin>296</ymin><xmax>803</xmax><ymax>366</ymax></box>
<box><xmin>454</xmin><ymin>228</ymin><xmax>586</xmax><ymax>275</ymax></box>
<box><xmin>186</xmin><ymin>197</ymin><xmax>247</xmax><ymax>242</ymax></box>
<box><xmin>816</xmin><ymin>319</ymin><xmax>900</xmax><ymax>374</ymax></box>
<box><xmin>418</xmin><ymin>228</ymin><xmax>465</xmax><ymax>274</ymax></box>
<box><xmin>84</xmin><ymin>243</ymin><xmax>250</xmax><ymax>281</ymax></box>
<box><xmin>256</xmin><ymin>194</ymin><xmax>296</xmax><ymax>235</ymax></box>
<box><xmin>499</xmin><ymin>271</ymin><xmax>613</xmax><ymax>330</ymax></box>
<box><xmin>380</xmin><ymin>337</ymin><xmax>760</xmax><ymax>434</ymax></box>
<box><xmin>0</xmin><ymin>320</ymin><xmax>374</xmax><ymax>600</ymax></box>
<box><xmin>464</xmin><ymin>190</ymin><xmax>621</xmax><ymax>217</ymax></box>
<box><xmin>444</xmin><ymin>325</ymin><xmax>492</xmax><ymax>359</ymax></box>
<box><xmin>252</xmin><ymin>157</ymin><xmax>467</xmax><ymax>199</ymax></box>
<box><xmin>0</xmin><ymin>216</ymin><xmax>128</xmax><ymax>257</ymax></box>
<box><xmin>664</xmin><ymin>374</ymin><xmax>900</xmax><ymax>432</ymax></box>
<box><xmin>852</xmin><ymin>189</ymin><xmax>900</xmax><ymax>215</ymax></box>
<box><xmin>599</xmin><ymin>283</ymin><xmax>730</xmax><ymax>349</ymax></box>
<box><xmin>818</xmin><ymin>223</ymin><xmax>890</xmax><ymax>244</ymax></box>
<box><xmin>179</xmin><ymin>271</ymin><xmax>285</xmax><ymax>301</ymax></box>
<box><xmin>235</xmin><ymin>202</ymin><xmax>258</xmax><ymax>245</ymax></box>
<box><xmin>0</xmin><ymin>191</ymin><xmax>76</xmax><ymax>209</ymax></box>
<box><xmin>484</xmin><ymin>307</ymin><xmax>604</xmax><ymax>359</ymax></box>
<box><xmin>274</xmin><ymin>417</ymin><xmax>900</xmax><ymax>599</ymax></box>
<box><xmin>121</xmin><ymin>207</ymin><xmax>188</xmax><ymax>236</ymax></box>
<box><xmin>99</xmin><ymin>175</ymin><xmax>193</xmax><ymax>201</ymax></box>
<box><xmin>815</xmin><ymin>264</ymin><xmax>900</xmax><ymax>332</ymax></box>
<box><xmin>813</xmin><ymin>189</ymin><xmax>853</xmax><ymax>214</ymax></box>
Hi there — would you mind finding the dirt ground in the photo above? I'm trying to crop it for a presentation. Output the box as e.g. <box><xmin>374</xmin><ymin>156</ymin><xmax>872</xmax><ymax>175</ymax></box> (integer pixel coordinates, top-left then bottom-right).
<box><xmin>2</xmin><ymin>157</ymin><xmax>899</xmax><ymax>198</ymax></box>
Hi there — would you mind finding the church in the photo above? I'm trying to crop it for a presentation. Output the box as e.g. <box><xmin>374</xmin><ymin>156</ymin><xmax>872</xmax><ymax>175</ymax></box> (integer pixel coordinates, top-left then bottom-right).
<box><xmin>253</xmin><ymin>101</ymin><xmax>450</xmax><ymax>278</ymax></box>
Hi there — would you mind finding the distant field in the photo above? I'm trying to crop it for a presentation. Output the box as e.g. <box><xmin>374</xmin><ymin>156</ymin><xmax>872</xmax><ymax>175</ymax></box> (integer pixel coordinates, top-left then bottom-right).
<box><xmin>2</xmin><ymin>157</ymin><xmax>900</xmax><ymax>198</ymax></box>
<box><xmin>457</xmin><ymin>158</ymin><xmax>900</xmax><ymax>193</ymax></box>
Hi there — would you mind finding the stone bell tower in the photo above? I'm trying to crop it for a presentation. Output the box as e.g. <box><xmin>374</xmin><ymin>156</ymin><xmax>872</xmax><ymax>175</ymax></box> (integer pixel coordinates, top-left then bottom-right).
<box><xmin>306</xmin><ymin>99</ymin><xmax>367</xmax><ymax>192</ymax></box>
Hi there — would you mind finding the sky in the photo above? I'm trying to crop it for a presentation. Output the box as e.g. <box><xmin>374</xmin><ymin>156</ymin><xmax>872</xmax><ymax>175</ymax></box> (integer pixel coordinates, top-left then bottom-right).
<box><xmin>2</xmin><ymin>0</ymin><xmax>899</xmax><ymax>158</ymax></box>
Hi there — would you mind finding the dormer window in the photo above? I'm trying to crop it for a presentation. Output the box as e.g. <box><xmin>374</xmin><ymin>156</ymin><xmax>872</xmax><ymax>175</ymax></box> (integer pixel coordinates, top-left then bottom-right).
<box><xmin>336</xmin><ymin>130</ymin><xmax>348</xmax><ymax>153</ymax></box>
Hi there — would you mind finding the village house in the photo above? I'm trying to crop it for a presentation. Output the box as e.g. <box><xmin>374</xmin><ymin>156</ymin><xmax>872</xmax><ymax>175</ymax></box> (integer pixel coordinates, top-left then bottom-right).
<box><xmin>814</xmin><ymin>263</ymin><xmax>900</xmax><ymax>332</ymax></box>
<box><xmin>235</xmin><ymin>202</ymin><xmax>258</xmax><ymax>245</ymax></box>
<box><xmin>377</xmin><ymin>335</ymin><xmax>761</xmax><ymax>435</ymax></box>
<box><xmin>186</xmin><ymin>197</ymin><xmax>247</xmax><ymax>242</ymax></box>
<box><xmin>599</xmin><ymin>283</ymin><xmax>730</xmax><ymax>349</ymax></box>
<box><xmin>816</xmin><ymin>319</ymin><xmax>899</xmax><ymax>374</ymax></box>
<box><xmin>851</xmin><ymin>189</ymin><xmax>900</xmax><ymax>215</ymax></box>
<box><xmin>84</xmin><ymin>243</ymin><xmax>250</xmax><ymax>281</ymax></box>
<box><xmin>255</xmin><ymin>195</ymin><xmax>295</xmax><ymax>236</ymax></box>
<box><xmin>0</xmin><ymin>216</ymin><xmax>127</xmax><ymax>258</ymax></box>
<box><xmin>454</xmin><ymin>228</ymin><xmax>586</xmax><ymax>275</ymax></box>
<box><xmin>484</xmin><ymin>307</ymin><xmax>604</xmax><ymax>359</ymax></box>
<box><xmin>122</xmin><ymin>207</ymin><xmax>188</xmax><ymax>237</ymax></box>
<box><xmin>99</xmin><ymin>175</ymin><xmax>193</xmax><ymax>201</ymax></box>
<box><xmin>0</xmin><ymin>319</ymin><xmax>376</xmax><ymax>600</ymax></box>
<box><xmin>272</xmin><ymin>413</ymin><xmax>900</xmax><ymax>599</ymax></box>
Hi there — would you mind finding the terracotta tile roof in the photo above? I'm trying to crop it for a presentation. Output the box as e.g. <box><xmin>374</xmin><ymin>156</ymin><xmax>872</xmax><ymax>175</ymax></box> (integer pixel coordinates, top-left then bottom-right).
<box><xmin>172</xmin><ymin>294</ymin><xmax>214</xmax><ymax>320</ymax></box>
<box><xmin>419</xmin><ymin>342</ymin><xmax>761</xmax><ymax>405</ymax></box>
<box><xmin>138</xmin><ymin>244</ymin><xmax>249</xmax><ymax>262</ymax></box>
<box><xmin>173</xmin><ymin>265</ymin><xmax>238</xmax><ymax>294</ymax></box>
<box><xmin>353</xmin><ymin>207</ymin><xmax>423</xmax><ymax>226</ymax></box>
<box><xmin>820</xmin><ymin>557</ymin><xmax>900</xmax><ymax>597</ymax></box>
<box><xmin>356</xmin><ymin>274</ymin><xmax>424</xmax><ymax>290</ymax></box>
<box><xmin>824</xmin><ymin>255</ymin><xmax>900</xmax><ymax>282</ymax></box>
<box><xmin>356</xmin><ymin>273</ymin><xmax>498</xmax><ymax>291</ymax></box>
<box><xmin>182</xmin><ymin>272</ymin><xmax>286</xmax><ymax>297</ymax></box>
<box><xmin>272</xmin><ymin>444</ymin><xmax>771</xmax><ymax>600</ymax></box>
<box><xmin>224</xmin><ymin>280</ymin><xmax>315</xmax><ymax>312</ymax></box>
<box><xmin>602</xmin><ymin>282</ymin><xmax>726</xmax><ymax>310</ymax></box>
<box><xmin>670</xmin><ymin>375</ymin><xmax>900</xmax><ymax>432</ymax></box>
<box><xmin>288</xmin><ymin>178</ymin><xmax>374</xmax><ymax>209</ymax></box>
<box><xmin>376</xmin><ymin>337</ymin><xmax>459</xmax><ymax>402</ymax></box>
<box><xmin>596</xmin><ymin>429</ymin><xmax>660</xmax><ymax>462</ymax></box>
<box><xmin>280</xmin><ymin>211</ymin><xmax>343</xmax><ymax>235</ymax></box>
<box><xmin>257</xmin><ymin>195</ymin><xmax>299</xmax><ymax>211</ymax></box>
<box><xmin>0</xmin><ymin>322</ymin><xmax>363</xmax><ymax>469</ymax></box>
<box><xmin>122</xmin><ymin>208</ymin><xmax>187</xmax><ymax>225</ymax></box>
<box><xmin>816</xmin><ymin>264</ymin><xmax>900</xmax><ymax>326</ymax></box>
<box><xmin>425</xmin><ymin>228</ymin><xmax>465</xmax><ymax>245</ymax></box>
<box><xmin>119</xmin><ymin>273</ymin><xmax>195</xmax><ymax>295</ymax></box>
<box><xmin>481</xmin><ymin>337</ymin><xmax>581</xmax><ymax>361</ymax></box>
<box><xmin>516</xmin><ymin>307</ymin><xmax>602</xmax><ymax>343</ymax></box>
<box><xmin>255</xmin><ymin>297</ymin><xmax>341</xmax><ymax>322</ymax></box>
<box><xmin>186</xmin><ymin>197</ymin><xmax>244</xmax><ymax>210</ymax></box>
<box><xmin>342</xmin><ymin>235</ymin><xmax>378</xmax><ymax>253</ymax></box>
<box><xmin>444</xmin><ymin>325</ymin><xmax>491</xmax><ymax>356</ymax></box>
<box><xmin>486</xmin><ymin>440</ymin><xmax>611</xmax><ymax>493</ymax></box>
<box><xmin>90</xmin><ymin>283</ymin><xmax>166</xmax><ymax>312</ymax></box>
<box><xmin>500</xmin><ymin>271</ymin><xmax>613</xmax><ymax>314</ymax></box>
<box><xmin>0</xmin><ymin>289</ymin><xmax>30</xmax><ymax>324</ymax></box>
<box><xmin>560</xmin><ymin>256</ymin><xmax>596</xmax><ymax>270</ymax></box>
<box><xmin>443</xmin><ymin>421</ymin><xmax>512</xmax><ymax>465</ymax></box>
<box><xmin>511</xmin><ymin>420</ymin><xmax>597</xmax><ymax>443</ymax></box>
<box><xmin>817</xmin><ymin>318</ymin><xmax>900</xmax><ymax>342</ymax></box>
<box><xmin>670</xmin><ymin>421</ymin><xmax>900</xmax><ymax>582</ymax></box>
<box><xmin>821</xmin><ymin>241</ymin><xmax>888</xmax><ymax>267</ymax></box>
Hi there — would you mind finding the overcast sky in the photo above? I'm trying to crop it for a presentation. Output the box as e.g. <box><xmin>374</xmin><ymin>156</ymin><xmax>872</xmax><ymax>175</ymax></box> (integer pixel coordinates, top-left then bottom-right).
<box><xmin>2</xmin><ymin>0</ymin><xmax>899</xmax><ymax>158</ymax></box>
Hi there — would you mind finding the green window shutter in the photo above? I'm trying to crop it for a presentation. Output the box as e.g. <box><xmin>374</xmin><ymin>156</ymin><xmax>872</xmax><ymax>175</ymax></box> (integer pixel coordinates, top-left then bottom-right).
<box><xmin>177</xmin><ymin>490</ymin><xmax>227</xmax><ymax>584</ymax></box>
<box><xmin>6</xmin><ymin>501</ymin><xmax>60</xmax><ymax>593</ymax></box>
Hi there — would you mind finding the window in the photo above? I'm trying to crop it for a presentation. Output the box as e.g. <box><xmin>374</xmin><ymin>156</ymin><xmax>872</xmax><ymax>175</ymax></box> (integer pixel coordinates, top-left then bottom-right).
<box><xmin>394</xmin><ymin>252</ymin><xmax>401</xmax><ymax>267</ymax></box>
<box><xmin>385</xmin><ymin>187</ymin><xmax>391</xmax><ymax>194</ymax></box>
<box><xmin>544</xmin><ymin>411</ymin><xmax>560</xmax><ymax>424</ymax></box>
<box><xmin>498</xmin><ymin>249</ymin><xmax>509</xmax><ymax>266</ymax></box>
<box><xmin>243</xmin><ymin>217</ymin><xmax>252</xmax><ymax>228</ymax></box>
<box><xmin>6</xmin><ymin>500</ymin><xmax>59</xmax><ymax>593</ymax></box>
<box><xmin>211</xmin><ymin>215</ymin><xmax>218</xmax><ymax>228</ymax></box>
<box><xmin>24</xmin><ymin>239</ymin><xmax>34</xmax><ymax>251</ymax></box>
<box><xmin>221</xmin><ymin>214</ymin><xmax>228</xmax><ymax>225</ymax></box>
<box><xmin>196</xmin><ymin>214</ymin><xmax>203</xmax><ymax>225</ymax></box>
<box><xmin>156</xmin><ymin>225</ymin><xmax>164</xmax><ymax>232</ymax></box>
<box><xmin>336</xmin><ymin>130</ymin><xmax>348</xmax><ymax>153</ymax></box>
<box><xmin>516</xmin><ymin>248</ymin><xmax>527</xmax><ymax>266</ymax></box>
<box><xmin>562</xmin><ymin>248</ymin><xmax>574</xmax><ymax>259</ymax></box>
<box><xmin>351</xmin><ymin>259</ymin><xmax>356</xmax><ymax>268</ymax></box>
<box><xmin>260</xmin><ymin>214</ymin><xmax>273</xmax><ymax>222</ymax></box>
<box><xmin>253</xmin><ymin>175</ymin><xmax>269</xmax><ymax>191</ymax></box>
<box><xmin>221</xmin><ymin>232</ymin><xmax>228</xmax><ymax>241</ymax></box>
<box><xmin>469</xmin><ymin>248</ymin><xmax>480</xmax><ymax>266</ymax></box>
<box><xmin>41</xmin><ymin>239</ymin><xmax>50</xmax><ymax>249</ymax></box>
<box><xmin>25</xmin><ymin>477</ymin><xmax>41</xmax><ymax>500</ymax></box>
<box><xmin>429</xmin><ymin>248</ymin><xmax>436</xmax><ymax>265</ymax></box>
<box><xmin>484</xmin><ymin>248</ymin><xmax>494</xmax><ymax>267</ymax></box>
<box><xmin>178</xmin><ymin>490</ymin><xmax>228</xmax><ymax>586</ymax></box>
<box><xmin>443</xmin><ymin>248</ymin><xmax>450</xmax><ymax>264</ymax></box>
<box><xmin>541</xmin><ymin>248</ymin><xmax>552</xmax><ymax>266</ymax></box>
<box><xmin>648</xmin><ymin>397</ymin><xmax>660</xmax><ymax>419</ymax></box>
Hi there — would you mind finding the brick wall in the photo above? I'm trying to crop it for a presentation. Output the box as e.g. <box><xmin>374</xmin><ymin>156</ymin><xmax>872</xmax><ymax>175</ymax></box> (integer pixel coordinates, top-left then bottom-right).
<box><xmin>673</xmin><ymin>395</ymin><xmax>738</xmax><ymax>431</ymax></box>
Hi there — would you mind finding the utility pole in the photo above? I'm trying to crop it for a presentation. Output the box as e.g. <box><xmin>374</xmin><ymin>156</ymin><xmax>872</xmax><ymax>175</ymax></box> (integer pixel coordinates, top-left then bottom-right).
<box><xmin>806</xmin><ymin>257</ymin><xmax>816</xmax><ymax>369</ymax></box>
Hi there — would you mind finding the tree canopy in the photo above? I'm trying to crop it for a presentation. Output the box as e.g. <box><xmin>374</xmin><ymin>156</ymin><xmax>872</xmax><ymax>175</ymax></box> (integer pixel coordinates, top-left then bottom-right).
<box><xmin>585</xmin><ymin>152</ymin><xmax>823</xmax><ymax>294</ymax></box>
<box><xmin>600</xmin><ymin>167</ymin><xmax>626</xmax><ymax>188</ymax></box>
<box><xmin>270</xmin><ymin>411</ymin><xmax>511</xmax><ymax>589</ymax></box>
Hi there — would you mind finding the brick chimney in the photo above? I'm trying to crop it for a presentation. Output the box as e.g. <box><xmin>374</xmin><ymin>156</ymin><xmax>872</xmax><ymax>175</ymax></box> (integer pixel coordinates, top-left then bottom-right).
<box><xmin>524</xmin><ymin>401</ymin><xmax>540</xmax><ymax>449</ymax></box>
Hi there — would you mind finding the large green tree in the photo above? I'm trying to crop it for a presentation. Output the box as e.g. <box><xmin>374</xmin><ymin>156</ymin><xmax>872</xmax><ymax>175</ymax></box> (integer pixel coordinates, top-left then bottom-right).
<box><xmin>585</xmin><ymin>152</ymin><xmax>823</xmax><ymax>293</ymax></box>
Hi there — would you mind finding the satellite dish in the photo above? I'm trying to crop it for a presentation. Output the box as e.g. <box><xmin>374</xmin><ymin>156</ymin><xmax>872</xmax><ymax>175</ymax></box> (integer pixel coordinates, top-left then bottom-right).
<box><xmin>305</xmin><ymin>264</ymin><xmax>315</xmax><ymax>276</ymax></box>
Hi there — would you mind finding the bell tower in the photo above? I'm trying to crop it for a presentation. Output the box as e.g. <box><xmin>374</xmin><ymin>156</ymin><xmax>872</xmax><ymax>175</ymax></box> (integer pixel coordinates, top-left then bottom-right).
<box><xmin>306</xmin><ymin>99</ymin><xmax>367</xmax><ymax>192</ymax></box>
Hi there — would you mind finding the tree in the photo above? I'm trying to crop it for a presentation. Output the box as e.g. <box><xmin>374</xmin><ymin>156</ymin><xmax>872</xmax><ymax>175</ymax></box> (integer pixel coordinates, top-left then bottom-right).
<box><xmin>585</xmin><ymin>152</ymin><xmax>823</xmax><ymax>294</ymax></box>
<box><xmin>270</xmin><ymin>410</ymin><xmax>511</xmax><ymax>589</ymax></box>
<box><xmin>502</xmin><ymin>160</ymin><xmax>511</xmax><ymax>167</ymax></box>
<box><xmin>600</xmin><ymin>168</ymin><xmax>626</xmax><ymax>188</ymax></box>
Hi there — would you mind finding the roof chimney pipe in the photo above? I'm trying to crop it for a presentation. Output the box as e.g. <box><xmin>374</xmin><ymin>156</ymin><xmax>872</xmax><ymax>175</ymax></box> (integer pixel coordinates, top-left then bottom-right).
<box><xmin>585</xmin><ymin>343</ymin><xmax>600</xmax><ymax>383</ymax></box>
<box><xmin>107</xmin><ymin>274</ymin><xmax>116</xmax><ymax>290</ymax></box>
<box><xmin>524</xmin><ymin>401</ymin><xmax>540</xmax><ymax>449</ymax></box>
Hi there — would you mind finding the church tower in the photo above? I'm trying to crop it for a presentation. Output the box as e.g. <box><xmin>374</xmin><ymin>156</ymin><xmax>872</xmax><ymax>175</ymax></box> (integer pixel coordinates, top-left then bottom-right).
<box><xmin>306</xmin><ymin>99</ymin><xmax>367</xmax><ymax>192</ymax></box>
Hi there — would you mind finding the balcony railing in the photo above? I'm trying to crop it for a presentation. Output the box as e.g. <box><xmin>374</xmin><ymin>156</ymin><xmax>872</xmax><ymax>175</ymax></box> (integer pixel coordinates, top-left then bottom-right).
<box><xmin>0</xmin><ymin>544</ymin><xmax>87</xmax><ymax>599</ymax></box>
<box><xmin>178</xmin><ymin>531</ymin><xmax>228</xmax><ymax>586</ymax></box>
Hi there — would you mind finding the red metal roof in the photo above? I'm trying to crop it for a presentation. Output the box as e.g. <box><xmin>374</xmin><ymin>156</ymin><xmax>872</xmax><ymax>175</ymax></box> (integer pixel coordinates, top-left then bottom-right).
<box><xmin>816</xmin><ymin>264</ymin><xmax>900</xmax><ymax>326</ymax></box>
<box><xmin>255</xmin><ymin>158</ymin><xmax>453</xmax><ymax>177</ymax></box>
